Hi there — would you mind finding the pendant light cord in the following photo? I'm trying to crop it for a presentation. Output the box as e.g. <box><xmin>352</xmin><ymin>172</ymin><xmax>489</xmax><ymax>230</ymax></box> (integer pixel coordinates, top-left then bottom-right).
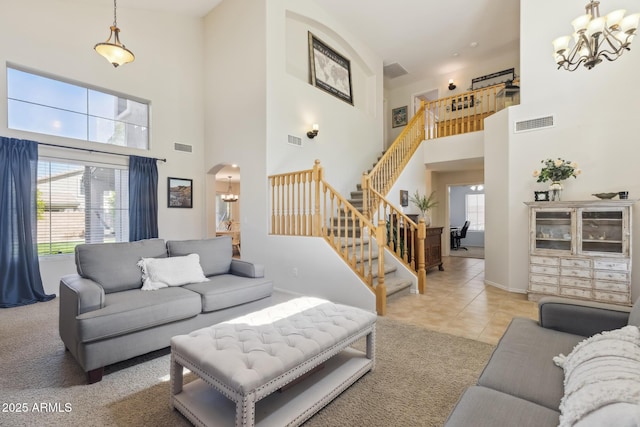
<box><xmin>113</xmin><ymin>0</ymin><xmax>118</xmax><ymax>27</ymax></box>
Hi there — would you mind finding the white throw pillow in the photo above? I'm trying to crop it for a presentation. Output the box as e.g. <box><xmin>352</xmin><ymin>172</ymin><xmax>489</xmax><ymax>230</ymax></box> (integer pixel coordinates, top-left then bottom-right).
<box><xmin>137</xmin><ymin>254</ymin><xmax>208</xmax><ymax>291</ymax></box>
<box><xmin>554</xmin><ymin>325</ymin><xmax>640</xmax><ymax>427</ymax></box>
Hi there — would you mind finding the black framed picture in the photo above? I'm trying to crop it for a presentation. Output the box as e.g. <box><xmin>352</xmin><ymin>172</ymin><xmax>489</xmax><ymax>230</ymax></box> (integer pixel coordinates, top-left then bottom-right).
<box><xmin>308</xmin><ymin>32</ymin><xmax>353</xmax><ymax>105</ymax></box>
<box><xmin>392</xmin><ymin>106</ymin><xmax>408</xmax><ymax>128</ymax></box>
<box><xmin>168</xmin><ymin>177</ymin><xmax>193</xmax><ymax>208</ymax></box>
<box><xmin>534</xmin><ymin>191</ymin><xmax>549</xmax><ymax>202</ymax></box>
<box><xmin>400</xmin><ymin>190</ymin><xmax>409</xmax><ymax>207</ymax></box>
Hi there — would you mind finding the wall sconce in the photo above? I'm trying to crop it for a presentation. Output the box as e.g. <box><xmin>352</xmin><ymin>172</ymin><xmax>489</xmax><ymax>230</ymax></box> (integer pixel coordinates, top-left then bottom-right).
<box><xmin>307</xmin><ymin>124</ymin><xmax>319</xmax><ymax>139</ymax></box>
<box><xmin>448</xmin><ymin>79</ymin><xmax>456</xmax><ymax>90</ymax></box>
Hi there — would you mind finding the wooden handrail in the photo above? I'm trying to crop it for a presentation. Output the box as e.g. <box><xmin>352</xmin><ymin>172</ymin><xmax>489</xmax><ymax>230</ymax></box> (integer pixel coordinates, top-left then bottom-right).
<box><xmin>425</xmin><ymin>80</ymin><xmax>519</xmax><ymax>139</ymax></box>
<box><xmin>362</xmin><ymin>102</ymin><xmax>426</xmax><ymax>218</ymax></box>
<box><xmin>269</xmin><ymin>160</ymin><xmax>387</xmax><ymax>315</ymax></box>
<box><xmin>367</xmin><ymin>185</ymin><xmax>426</xmax><ymax>294</ymax></box>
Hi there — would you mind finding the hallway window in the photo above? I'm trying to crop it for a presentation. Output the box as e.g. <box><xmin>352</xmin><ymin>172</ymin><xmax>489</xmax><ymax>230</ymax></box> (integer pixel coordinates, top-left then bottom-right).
<box><xmin>466</xmin><ymin>194</ymin><xmax>485</xmax><ymax>231</ymax></box>
<box><xmin>7</xmin><ymin>66</ymin><xmax>149</xmax><ymax>149</ymax></box>
<box><xmin>37</xmin><ymin>160</ymin><xmax>129</xmax><ymax>255</ymax></box>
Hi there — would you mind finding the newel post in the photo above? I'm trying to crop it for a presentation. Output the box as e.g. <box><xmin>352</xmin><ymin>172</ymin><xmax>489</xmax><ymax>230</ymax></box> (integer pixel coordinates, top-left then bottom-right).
<box><xmin>417</xmin><ymin>219</ymin><xmax>427</xmax><ymax>294</ymax></box>
<box><xmin>375</xmin><ymin>219</ymin><xmax>387</xmax><ymax>316</ymax></box>
<box><xmin>312</xmin><ymin>159</ymin><xmax>322</xmax><ymax>237</ymax></box>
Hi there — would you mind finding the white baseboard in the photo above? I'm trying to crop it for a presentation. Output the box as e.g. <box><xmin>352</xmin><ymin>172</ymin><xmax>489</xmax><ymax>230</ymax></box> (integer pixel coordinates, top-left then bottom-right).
<box><xmin>484</xmin><ymin>280</ymin><xmax>527</xmax><ymax>294</ymax></box>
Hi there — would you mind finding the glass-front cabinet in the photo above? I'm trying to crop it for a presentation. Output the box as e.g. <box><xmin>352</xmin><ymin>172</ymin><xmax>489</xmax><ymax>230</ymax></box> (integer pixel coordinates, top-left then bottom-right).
<box><xmin>526</xmin><ymin>200</ymin><xmax>634</xmax><ymax>306</ymax></box>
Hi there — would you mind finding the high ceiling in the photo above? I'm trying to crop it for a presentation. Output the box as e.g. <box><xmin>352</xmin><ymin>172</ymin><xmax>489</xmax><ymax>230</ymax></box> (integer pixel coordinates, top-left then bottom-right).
<box><xmin>314</xmin><ymin>0</ymin><xmax>520</xmax><ymax>88</ymax></box>
<box><xmin>95</xmin><ymin>0</ymin><xmax>519</xmax><ymax>88</ymax></box>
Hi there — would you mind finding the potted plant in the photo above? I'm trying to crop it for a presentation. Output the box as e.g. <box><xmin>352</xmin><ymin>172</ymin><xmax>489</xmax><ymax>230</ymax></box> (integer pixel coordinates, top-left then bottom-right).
<box><xmin>409</xmin><ymin>190</ymin><xmax>438</xmax><ymax>225</ymax></box>
<box><xmin>532</xmin><ymin>158</ymin><xmax>581</xmax><ymax>201</ymax></box>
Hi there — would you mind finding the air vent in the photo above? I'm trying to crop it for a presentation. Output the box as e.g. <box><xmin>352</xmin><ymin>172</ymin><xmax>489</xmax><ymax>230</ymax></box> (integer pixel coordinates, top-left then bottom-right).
<box><xmin>383</xmin><ymin>62</ymin><xmax>408</xmax><ymax>79</ymax></box>
<box><xmin>514</xmin><ymin>115</ymin><xmax>555</xmax><ymax>133</ymax></box>
<box><xmin>287</xmin><ymin>135</ymin><xmax>302</xmax><ymax>147</ymax></box>
<box><xmin>174</xmin><ymin>142</ymin><xmax>193</xmax><ymax>153</ymax></box>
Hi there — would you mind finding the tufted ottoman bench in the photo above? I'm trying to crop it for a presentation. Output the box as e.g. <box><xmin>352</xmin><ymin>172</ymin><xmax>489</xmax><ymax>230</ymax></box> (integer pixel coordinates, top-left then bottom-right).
<box><xmin>170</xmin><ymin>297</ymin><xmax>377</xmax><ymax>427</ymax></box>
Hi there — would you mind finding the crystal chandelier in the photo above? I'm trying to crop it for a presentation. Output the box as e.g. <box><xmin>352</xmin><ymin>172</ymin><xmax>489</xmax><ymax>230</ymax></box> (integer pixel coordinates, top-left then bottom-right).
<box><xmin>552</xmin><ymin>1</ymin><xmax>639</xmax><ymax>71</ymax></box>
<box><xmin>221</xmin><ymin>176</ymin><xmax>238</xmax><ymax>202</ymax></box>
<box><xmin>94</xmin><ymin>0</ymin><xmax>135</xmax><ymax>67</ymax></box>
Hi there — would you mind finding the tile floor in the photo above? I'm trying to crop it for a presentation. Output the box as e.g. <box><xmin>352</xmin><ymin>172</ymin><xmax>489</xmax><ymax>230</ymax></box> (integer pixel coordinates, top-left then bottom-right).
<box><xmin>385</xmin><ymin>256</ymin><xmax>539</xmax><ymax>345</ymax></box>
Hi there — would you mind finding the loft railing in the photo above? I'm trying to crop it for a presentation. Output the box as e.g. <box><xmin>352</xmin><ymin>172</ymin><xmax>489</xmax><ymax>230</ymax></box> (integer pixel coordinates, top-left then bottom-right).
<box><xmin>425</xmin><ymin>81</ymin><xmax>518</xmax><ymax>139</ymax></box>
<box><xmin>269</xmin><ymin>160</ymin><xmax>389</xmax><ymax>315</ymax></box>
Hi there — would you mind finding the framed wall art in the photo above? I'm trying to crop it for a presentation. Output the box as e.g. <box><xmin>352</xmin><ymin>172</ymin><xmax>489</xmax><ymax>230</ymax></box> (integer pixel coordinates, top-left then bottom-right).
<box><xmin>168</xmin><ymin>177</ymin><xmax>193</xmax><ymax>208</ymax></box>
<box><xmin>392</xmin><ymin>106</ymin><xmax>408</xmax><ymax>128</ymax></box>
<box><xmin>400</xmin><ymin>189</ymin><xmax>409</xmax><ymax>207</ymax></box>
<box><xmin>308</xmin><ymin>32</ymin><xmax>353</xmax><ymax>105</ymax></box>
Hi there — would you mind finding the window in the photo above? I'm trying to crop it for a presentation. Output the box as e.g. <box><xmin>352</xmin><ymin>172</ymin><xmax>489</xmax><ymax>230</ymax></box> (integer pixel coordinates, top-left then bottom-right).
<box><xmin>37</xmin><ymin>160</ymin><xmax>129</xmax><ymax>255</ymax></box>
<box><xmin>7</xmin><ymin>66</ymin><xmax>149</xmax><ymax>149</ymax></box>
<box><xmin>465</xmin><ymin>194</ymin><xmax>485</xmax><ymax>231</ymax></box>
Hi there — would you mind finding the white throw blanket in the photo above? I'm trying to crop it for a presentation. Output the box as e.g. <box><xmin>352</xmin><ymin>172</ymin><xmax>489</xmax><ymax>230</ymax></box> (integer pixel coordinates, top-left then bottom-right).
<box><xmin>554</xmin><ymin>325</ymin><xmax>640</xmax><ymax>427</ymax></box>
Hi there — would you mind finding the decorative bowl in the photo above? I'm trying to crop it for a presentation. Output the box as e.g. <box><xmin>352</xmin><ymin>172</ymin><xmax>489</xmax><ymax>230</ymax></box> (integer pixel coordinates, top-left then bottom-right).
<box><xmin>592</xmin><ymin>193</ymin><xmax>617</xmax><ymax>199</ymax></box>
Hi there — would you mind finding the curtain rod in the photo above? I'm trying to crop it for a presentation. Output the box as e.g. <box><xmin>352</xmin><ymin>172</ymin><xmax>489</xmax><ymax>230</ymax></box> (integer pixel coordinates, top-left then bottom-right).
<box><xmin>37</xmin><ymin>142</ymin><xmax>167</xmax><ymax>163</ymax></box>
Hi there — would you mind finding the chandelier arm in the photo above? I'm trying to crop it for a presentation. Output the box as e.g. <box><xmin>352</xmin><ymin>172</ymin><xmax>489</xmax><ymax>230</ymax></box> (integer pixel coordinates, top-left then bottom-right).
<box><xmin>600</xmin><ymin>51</ymin><xmax>625</xmax><ymax>62</ymax></box>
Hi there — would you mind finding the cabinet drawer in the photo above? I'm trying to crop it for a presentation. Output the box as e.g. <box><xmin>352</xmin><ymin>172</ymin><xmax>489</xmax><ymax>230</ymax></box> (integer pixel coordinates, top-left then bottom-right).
<box><xmin>560</xmin><ymin>277</ymin><xmax>592</xmax><ymax>289</ymax></box>
<box><xmin>594</xmin><ymin>271</ymin><xmax>628</xmax><ymax>282</ymax></box>
<box><xmin>530</xmin><ymin>283</ymin><xmax>558</xmax><ymax>294</ymax></box>
<box><xmin>561</xmin><ymin>258</ymin><xmax>591</xmax><ymax>268</ymax></box>
<box><xmin>594</xmin><ymin>281</ymin><xmax>629</xmax><ymax>293</ymax></box>
<box><xmin>531</xmin><ymin>256</ymin><xmax>559</xmax><ymax>266</ymax></box>
<box><xmin>530</xmin><ymin>265</ymin><xmax>559</xmax><ymax>275</ymax></box>
<box><xmin>560</xmin><ymin>287</ymin><xmax>592</xmax><ymax>299</ymax></box>
<box><xmin>530</xmin><ymin>274</ymin><xmax>559</xmax><ymax>285</ymax></box>
<box><xmin>594</xmin><ymin>260</ymin><xmax>629</xmax><ymax>271</ymax></box>
<box><xmin>593</xmin><ymin>291</ymin><xmax>630</xmax><ymax>304</ymax></box>
<box><xmin>561</xmin><ymin>268</ymin><xmax>592</xmax><ymax>279</ymax></box>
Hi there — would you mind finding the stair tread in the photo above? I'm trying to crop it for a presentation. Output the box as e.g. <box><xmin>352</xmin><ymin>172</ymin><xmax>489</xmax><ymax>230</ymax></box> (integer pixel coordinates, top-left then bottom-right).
<box><xmin>376</xmin><ymin>277</ymin><xmax>413</xmax><ymax>297</ymax></box>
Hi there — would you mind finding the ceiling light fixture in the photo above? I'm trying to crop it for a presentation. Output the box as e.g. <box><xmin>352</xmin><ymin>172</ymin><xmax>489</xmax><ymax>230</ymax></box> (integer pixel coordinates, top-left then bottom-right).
<box><xmin>553</xmin><ymin>1</ymin><xmax>639</xmax><ymax>71</ymax></box>
<box><xmin>221</xmin><ymin>176</ymin><xmax>238</xmax><ymax>203</ymax></box>
<box><xmin>94</xmin><ymin>0</ymin><xmax>135</xmax><ymax>68</ymax></box>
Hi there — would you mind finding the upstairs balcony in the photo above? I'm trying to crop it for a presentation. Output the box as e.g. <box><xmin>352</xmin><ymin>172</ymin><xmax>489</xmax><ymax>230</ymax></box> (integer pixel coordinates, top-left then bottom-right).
<box><xmin>424</xmin><ymin>80</ymin><xmax>520</xmax><ymax>140</ymax></box>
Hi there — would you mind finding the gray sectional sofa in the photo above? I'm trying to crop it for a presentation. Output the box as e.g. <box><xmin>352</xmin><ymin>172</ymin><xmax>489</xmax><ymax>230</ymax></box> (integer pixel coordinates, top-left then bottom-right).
<box><xmin>59</xmin><ymin>237</ymin><xmax>275</xmax><ymax>384</ymax></box>
<box><xmin>445</xmin><ymin>296</ymin><xmax>640</xmax><ymax>426</ymax></box>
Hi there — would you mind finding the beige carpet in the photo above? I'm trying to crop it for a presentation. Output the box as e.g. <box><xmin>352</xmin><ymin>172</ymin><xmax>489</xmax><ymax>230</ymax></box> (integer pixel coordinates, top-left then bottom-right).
<box><xmin>0</xmin><ymin>298</ymin><xmax>494</xmax><ymax>427</ymax></box>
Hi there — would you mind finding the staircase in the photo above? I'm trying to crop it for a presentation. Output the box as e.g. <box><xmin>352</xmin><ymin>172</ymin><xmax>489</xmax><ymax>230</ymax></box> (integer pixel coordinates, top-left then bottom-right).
<box><xmin>268</xmin><ymin>102</ymin><xmax>428</xmax><ymax>315</ymax></box>
<box><xmin>343</xmin><ymin>182</ymin><xmax>413</xmax><ymax>301</ymax></box>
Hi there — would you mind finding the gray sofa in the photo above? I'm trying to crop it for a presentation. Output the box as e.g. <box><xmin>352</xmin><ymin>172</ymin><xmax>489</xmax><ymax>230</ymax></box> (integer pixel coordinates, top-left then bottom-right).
<box><xmin>59</xmin><ymin>237</ymin><xmax>274</xmax><ymax>384</ymax></box>
<box><xmin>445</xmin><ymin>296</ymin><xmax>640</xmax><ymax>426</ymax></box>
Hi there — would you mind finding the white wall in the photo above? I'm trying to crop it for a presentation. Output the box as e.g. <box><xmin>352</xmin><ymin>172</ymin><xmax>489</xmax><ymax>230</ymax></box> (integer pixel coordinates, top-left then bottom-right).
<box><xmin>387</xmin><ymin>143</ymin><xmax>431</xmax><ymax>219</ymax></box>
<box><xmin>202</xmin><ymin>0</ymin><xmax>383</xmax><ymax>310</ymax></box>
<box><xmin>424</xmin><ymin>131</ymin><xmax>484</xmax><ymax>164</ymax></box>
<box><xmin>484</xmin><ymin>0</ymin><xmax>640</xmax><ymax>298</ymax></box>
<box><xmin>203</xmin><ymin>0</ymin><xmax>267</xmax><ymax>264</ymax></box>
<box><xmin>264</xmin><ymin>1</ymin><xmax>383</xmax><ymax>309</ymax></box>
<box><xmin>1</xmin><ymin>0</ymin><xmax>206</xmax><ymax>294</ymax></box>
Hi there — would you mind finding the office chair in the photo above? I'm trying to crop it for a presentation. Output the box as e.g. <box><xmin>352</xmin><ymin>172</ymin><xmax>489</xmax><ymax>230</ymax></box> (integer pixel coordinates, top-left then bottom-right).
<box><xmin>452</xmin><ymin>220</ymin><xmax>470</xmax><ymax>250</ymax></box>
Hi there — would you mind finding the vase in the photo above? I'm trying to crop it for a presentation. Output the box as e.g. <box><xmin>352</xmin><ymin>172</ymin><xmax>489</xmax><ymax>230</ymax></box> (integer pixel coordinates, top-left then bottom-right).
<box><xmin>549</xmin><ymin>181</ymin><xmax>563</xmax><ymax>201</ymax></box>
<box><xmin>419</xmin><ymin>212</ymin><xmax>432</xmax><ymax>227</ymax></box>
